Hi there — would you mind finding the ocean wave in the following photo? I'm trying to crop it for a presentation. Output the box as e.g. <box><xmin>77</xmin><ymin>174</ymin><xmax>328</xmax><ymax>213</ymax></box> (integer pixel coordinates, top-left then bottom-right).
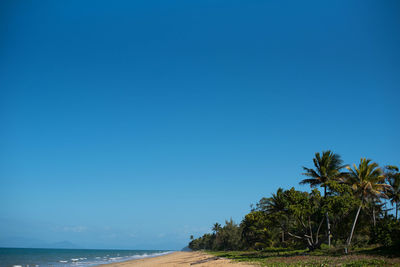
<box><xmin>106</xmin><ymin>251</ymin><xmax>173</xmax><ymax>263</ymax></box>
<box><xmin>69</xmin><ymin>251</ymin><xmax>174</xmax><ymax>266</ymax></box>
<box><xmin>128</xmin><ymin>251</ymin><xmax>173</xmax><ymax>260</ymax></box>
<box><xmin>4</xmin><ymin>248</ymin><xmax>173</xmax><ymax>267</ymax></box>
<box><xmin>109</xmin><ymin>256</ymin><xmax>123</xmax><ymax>260</ymax></box>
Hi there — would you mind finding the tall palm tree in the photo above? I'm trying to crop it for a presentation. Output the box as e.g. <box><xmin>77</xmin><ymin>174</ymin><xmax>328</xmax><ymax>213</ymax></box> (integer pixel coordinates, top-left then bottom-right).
<box><xmin>300</xmin><ymin>151</ymin><xmax>346</xmax><ymax>196</ymax></box>
<box><xmin>300</xmin><ymin>151</ymin><xmax>347</xmax><ymax>247</ymax></box>
<box><xmin>385</xmin><ymin>165</ymin><xmax>400</xmax><ymax>219</ymax></box>
<box><xmin>344</xmin><ymin>158</ymin><xmax>391</xmax><ymax>253</ymax></box>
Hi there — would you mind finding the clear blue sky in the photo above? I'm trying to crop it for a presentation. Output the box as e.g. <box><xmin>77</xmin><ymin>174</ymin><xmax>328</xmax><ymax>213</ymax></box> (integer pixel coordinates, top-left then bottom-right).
<box><xmin>1</xmin><ymin>0</ymin><xmax>399</xmax><ymax>250</ymax></box>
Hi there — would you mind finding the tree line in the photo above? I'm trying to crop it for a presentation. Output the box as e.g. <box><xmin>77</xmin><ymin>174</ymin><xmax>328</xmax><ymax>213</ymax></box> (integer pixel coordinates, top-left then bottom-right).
<box><xmin>188</xmin><ymin>151</ymin><xmax>400</xmax><ymax>253</ymax></box>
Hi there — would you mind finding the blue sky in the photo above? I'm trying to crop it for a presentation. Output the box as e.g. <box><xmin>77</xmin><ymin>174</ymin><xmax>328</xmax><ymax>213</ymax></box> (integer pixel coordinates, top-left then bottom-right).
<box><xmin>1</xmin><ymin>0</ymin><xmax>399</xmax><ymax>250</ymax></box>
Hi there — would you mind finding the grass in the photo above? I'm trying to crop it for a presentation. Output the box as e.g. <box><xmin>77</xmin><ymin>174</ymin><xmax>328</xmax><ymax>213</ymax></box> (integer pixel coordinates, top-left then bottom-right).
<box><xmin>207</xmin><ymin>246</ymin><xmax>400</xmax><ymax>266</ymax></box>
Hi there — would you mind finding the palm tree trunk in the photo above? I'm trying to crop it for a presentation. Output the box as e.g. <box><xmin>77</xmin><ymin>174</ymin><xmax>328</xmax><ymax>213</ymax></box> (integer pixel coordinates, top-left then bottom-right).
<box><xmin>345</xmin><ymin>204</ymin><xmax>362</xmax><ymax>254</ymax></box>
<box><xmin>372</xmin><ymin>207</ymin><xmax>376</xmax><ymax>227</ymax></box>
<box><xmin>323</xmin><ymin>186</ymin><xmax>331</xmax><ymax>248</ymax></box>
<box><xmin>326</xmin><ymin>212</ymin><xmax>331</xmax><ymax>247</ymax></box>
<box><xmin>281</xmin><ymin>230</ymin><xmax>284</xmax><ymax>242</ymax></box>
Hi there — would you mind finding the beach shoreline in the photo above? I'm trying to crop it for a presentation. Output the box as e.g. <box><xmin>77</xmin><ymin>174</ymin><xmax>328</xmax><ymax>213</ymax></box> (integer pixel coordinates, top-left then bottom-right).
<box><xmin>97</xmin><ymin>251</ymin><xmax>256</xmax><ymax>266</ymax></box>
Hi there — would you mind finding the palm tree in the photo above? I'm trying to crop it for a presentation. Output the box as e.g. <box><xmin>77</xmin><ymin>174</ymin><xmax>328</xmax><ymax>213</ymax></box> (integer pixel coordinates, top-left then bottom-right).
<box><xmin>300</xmin><ymin>151</ymin><xmax>346</xmax><ymax>196</ymax></box>
<box><xmin>385</xmin><ymin>165</ymin><xmax>400</xmax><ymax>219</ymax></box>
<box><xmin>300</xmin><ymin>151</ymin><xmax>347</xmax><ymax>247</ymax></box>
<box><xmin>344</xmin><ymin>158</ymin><xmax>391</xmax><ymax>253</ymax></box>
<box><xmin>263</xmin><ymin>188</ymin><xmax>287</xmax><ymax>242</ymax></box>
<box><xmin>263</xmin><ymin>188</ymin><xmax>287</xmax><ymax>214</ymax></box>
<box><xmin>212</xmin><ymin>223</ymin><xmax>222</xmax><ymax>234</ymax></box>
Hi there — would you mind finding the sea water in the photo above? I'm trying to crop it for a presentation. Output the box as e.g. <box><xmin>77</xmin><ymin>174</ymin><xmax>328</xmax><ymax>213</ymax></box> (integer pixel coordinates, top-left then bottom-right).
<box><xmin>0</xmin><ymin>247</ymin><xmax>172</xmax><ymax>267</ymax></box>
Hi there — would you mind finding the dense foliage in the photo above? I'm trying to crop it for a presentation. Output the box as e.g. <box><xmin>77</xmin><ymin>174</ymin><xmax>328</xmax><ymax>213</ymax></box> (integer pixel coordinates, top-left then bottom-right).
<box><xmin>189</xmin><ymin>151</ymin><xmax>400</xmax><ymax>254</ymax></box>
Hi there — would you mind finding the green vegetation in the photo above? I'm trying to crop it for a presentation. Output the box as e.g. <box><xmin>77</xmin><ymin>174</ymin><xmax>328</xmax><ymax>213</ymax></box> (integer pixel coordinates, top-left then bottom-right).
<box><xmin>208</xmin><ymin>248</ymin><xmax>400</xmax><ymax>266</ymax></box>
<box><xmin>189</xmin><ymin>151</ymin><xmax>400</xmax><ymax>264</ymax></box>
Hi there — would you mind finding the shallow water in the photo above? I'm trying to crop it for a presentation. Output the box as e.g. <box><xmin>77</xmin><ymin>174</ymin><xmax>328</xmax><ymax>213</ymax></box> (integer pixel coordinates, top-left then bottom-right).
<box><xmin>0</xmin><ymin>247</ymin><xmax>172</xmax><ymax>267</ymax></box>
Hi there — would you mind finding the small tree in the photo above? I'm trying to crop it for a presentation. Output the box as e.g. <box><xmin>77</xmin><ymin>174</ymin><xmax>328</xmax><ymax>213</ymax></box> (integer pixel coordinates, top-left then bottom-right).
<box><xmin>241</xmin><ymin>211</ymin><xmax>273</xmax><ymax>249</ymax></box>
<box><xmin>385</xmin><ymin>165</ymin><xmax>400</xmax><ymax>219</ymax></box>
<box><xmin>281</xmin><ymin>188</ymin><xmax>326</xmax><ymax>251</ymax></box>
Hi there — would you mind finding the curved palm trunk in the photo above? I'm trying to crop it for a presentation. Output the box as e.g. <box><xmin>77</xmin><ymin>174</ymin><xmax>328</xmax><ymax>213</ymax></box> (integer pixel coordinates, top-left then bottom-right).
<box><xmin>345</xmin><ymin>203</ymin><xmax>362</xmax><ymax>254</ymax></box>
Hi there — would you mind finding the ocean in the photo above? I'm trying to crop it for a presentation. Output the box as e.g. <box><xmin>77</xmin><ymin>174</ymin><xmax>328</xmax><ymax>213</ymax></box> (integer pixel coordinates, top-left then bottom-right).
<box><xmin>0</xmin><ymin>247</ymin><xmax>172</xmax><ymax>267</ymax></box>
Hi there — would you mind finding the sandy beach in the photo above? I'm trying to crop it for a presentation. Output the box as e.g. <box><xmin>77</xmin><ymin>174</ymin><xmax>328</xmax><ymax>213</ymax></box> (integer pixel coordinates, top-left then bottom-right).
<box><xmin>98</xmin><ymin>251</ymin><xmax>257</xmax><ymax>267</ymax></box>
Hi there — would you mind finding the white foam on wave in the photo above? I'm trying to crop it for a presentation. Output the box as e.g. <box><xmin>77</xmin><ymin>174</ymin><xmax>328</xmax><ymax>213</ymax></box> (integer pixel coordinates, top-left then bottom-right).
<box><xmin>51</xmin><ymin>251</ymin><xmax>175</xmax><ymax>267</ymax></box>
<box><xmin>103</xmin><ymin>251</ymin><xmax>174</xmax><ymax>264</ymax></box>
<box><xmin>109</xmin><ymin>256</ymin><xmax>123</xmax><ymax>260</ymax></box>
<box><xmin>128</xmin><ymin>251</ymin><xmax>174</xmax><ymax>260</ymax></box>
